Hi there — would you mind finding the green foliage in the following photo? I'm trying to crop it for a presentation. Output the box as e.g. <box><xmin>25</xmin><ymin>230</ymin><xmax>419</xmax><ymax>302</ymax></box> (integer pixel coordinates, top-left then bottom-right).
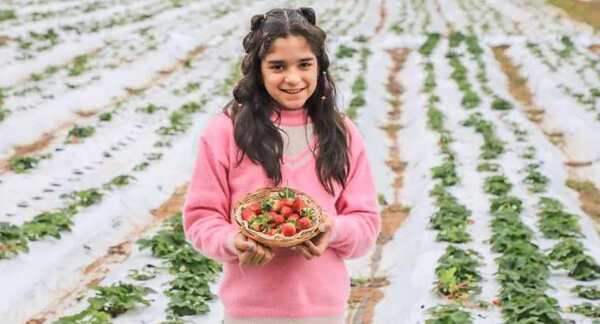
<box><xmin>491</xmin><ymin>98</ymin><xmax>513</xmax><ymax>110</ymax></box>
<box><xmin>98</xmin><ymin>112</ymin><xmax>112</xmax><ymax>121</ymax></box>
<box><xmin>66</xmin><ymin>125</ymin><xmax>95</xmax><ymax>143</ymax></box>
<box><xmin>431</xmin><ymin>161</ymin><xmax>458</xmax><ymax>187</ymax></box>
<box><xmin>566</xmin><ymin>303</ymin><xmax>600</xmax><ymax>318</ymax></box>
<box><xmin>8</xmin><ymin>156</ymin><xmax>41</xmax><ymax>173</ymax></box>
<box><xmin>335</xmin><ymin>44</ymin><xmax>357</xmax><ymax>59</ymax></box>
<box><xmin>137</xmin><ymin>104</ymin><xmax>166</xmax><ymax>114</ymax></box>
<box><xmin>572</xmin><ymin>285</ymin><xmax>600</xmax><ymax>300</ymax></box>
<box><xmin>0</xmin><ymin>222</ymin><xmax>28</xmax><ymax>259</ymax></box>
<box><xmin>22</xmin><ymin>209</ymin><xmax>75</xmax><ymax>240</ymax></box>
<box><xmin>435</xmin><ymin>245</ymin><xmax>482</xmax><ymax>300</ymax></box>
<box><xmin>549</xmin><ymin>239</ymin><xmax>600</xmax><ymax>281</ymax></box>
<box><xmin>476</xmin><ymin>162</ymin><xmax>500</xmax><ymax>172</ymax></box>
<box><xmin>0</xmin><ymin>10</ymin><xmax>16</xmax><ymax>22</ymax></box>
<box><xmin>419</xmin><ymin>33</ymin><xmax>441</xmax><ymax>56</ymax></box>
<box><xmin>426</xmin><ymin>304</ymin><xmax>472</xmax><ymax>324</ymax></box>
<box><xmin>484</xmin><ymin>175</ymin><xmax>512</xmax><ymax>196</ymax></box>
<box><xmin>62</xmin><ymin>188</ymin><xmax>103</xmax><ymax>208</ymax></box>
<box><xmin>68</xmin><ymin>55</ymin><xmax>89</xmax><ymax>76</ymax></box>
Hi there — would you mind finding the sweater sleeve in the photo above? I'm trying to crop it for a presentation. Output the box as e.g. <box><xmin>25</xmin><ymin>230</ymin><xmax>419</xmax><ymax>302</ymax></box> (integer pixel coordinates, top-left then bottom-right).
<box><xmin>328</xmin><ymin>118</ymin><xmax>381</xmax><ymax>259</ymax></box>
<box><xmin>183</xmin><ymin>114</ymin><xmax>239</xmax><ymax>263</ymax></box>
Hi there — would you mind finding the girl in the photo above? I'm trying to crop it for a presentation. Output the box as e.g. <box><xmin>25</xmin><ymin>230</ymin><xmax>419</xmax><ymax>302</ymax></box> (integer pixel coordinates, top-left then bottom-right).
<box><xmin>183</xmin><ymin>7</ymin><xmax>380</xmax><ymax>324</ymax></box>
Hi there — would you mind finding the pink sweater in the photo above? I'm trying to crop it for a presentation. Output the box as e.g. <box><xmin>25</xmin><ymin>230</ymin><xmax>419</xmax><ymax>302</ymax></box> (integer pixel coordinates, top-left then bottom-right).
<box><xmin>183</xmin><ymin>108</ymin><xmax>380</xmax><ymax>319</ymax></box>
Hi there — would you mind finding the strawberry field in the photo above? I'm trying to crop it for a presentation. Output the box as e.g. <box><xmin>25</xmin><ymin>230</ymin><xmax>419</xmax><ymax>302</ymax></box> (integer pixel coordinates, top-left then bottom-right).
<box><xmin>1</xmin><ymin>0</ymin><xmax>599</xmax><ymax>323</ymax></box>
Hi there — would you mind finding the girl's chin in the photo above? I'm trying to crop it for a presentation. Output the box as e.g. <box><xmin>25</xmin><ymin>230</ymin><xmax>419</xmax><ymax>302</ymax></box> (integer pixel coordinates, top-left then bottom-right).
<box><xmin>277</xmin><ymin>98</ymin><xmax>307</xmax><ymax>110</ymax></box>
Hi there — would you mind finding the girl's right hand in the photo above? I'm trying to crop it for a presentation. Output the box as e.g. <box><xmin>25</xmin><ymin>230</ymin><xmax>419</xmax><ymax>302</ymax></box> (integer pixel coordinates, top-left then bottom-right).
<box><xmin>234</xmin><ymin>233</ymin><xmax>274</xmax><ymax>267</ymax></box>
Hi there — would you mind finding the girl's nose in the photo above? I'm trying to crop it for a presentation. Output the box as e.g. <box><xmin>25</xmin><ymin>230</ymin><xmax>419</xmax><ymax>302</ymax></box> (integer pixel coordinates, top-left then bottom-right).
<box><xmin>284</xmin><ymin>73</ymin><xmax>301</xmax><ymax>84</ymax></box>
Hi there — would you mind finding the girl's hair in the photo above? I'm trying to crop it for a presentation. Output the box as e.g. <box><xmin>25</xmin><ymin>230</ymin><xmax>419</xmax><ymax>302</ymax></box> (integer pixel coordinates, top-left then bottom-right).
<box><xmin>223</xmin><ymin>7</ymin><xmax>350</xmax><ymax>196</ymax></box>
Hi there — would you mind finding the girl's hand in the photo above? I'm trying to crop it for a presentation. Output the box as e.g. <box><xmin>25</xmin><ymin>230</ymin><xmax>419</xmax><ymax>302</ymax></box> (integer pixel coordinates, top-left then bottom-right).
<box><xmin>295</xmin><ymin>213</ymin><xmax>334</xmax><ymax>260</ymax></box>
<box><xmin>234</xmin><ymin>233</ymin><xmax>274</xmax><ymax>267</ymax></box>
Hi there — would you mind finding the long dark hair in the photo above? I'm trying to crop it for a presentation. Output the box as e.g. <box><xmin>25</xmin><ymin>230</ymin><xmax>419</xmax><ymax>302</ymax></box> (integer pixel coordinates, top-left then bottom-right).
<box><xmin>223</xmin><ymin>7</ymin><xmax>350</xmax><ymax>195</ymax></box>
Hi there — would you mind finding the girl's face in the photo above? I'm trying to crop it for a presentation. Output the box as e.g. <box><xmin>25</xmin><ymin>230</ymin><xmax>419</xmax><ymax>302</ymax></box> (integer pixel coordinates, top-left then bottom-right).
<box><xmin>260</xmin><ymin>35</ymin><xmax>318</xmax><ymax>110</ymax></box>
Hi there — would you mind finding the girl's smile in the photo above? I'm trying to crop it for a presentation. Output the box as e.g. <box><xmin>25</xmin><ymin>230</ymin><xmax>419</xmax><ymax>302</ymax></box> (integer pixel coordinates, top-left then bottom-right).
<box><xmin>260</xmin><ymin>35</ymin><xmax>318</xmax><ymax>110</ymax></box>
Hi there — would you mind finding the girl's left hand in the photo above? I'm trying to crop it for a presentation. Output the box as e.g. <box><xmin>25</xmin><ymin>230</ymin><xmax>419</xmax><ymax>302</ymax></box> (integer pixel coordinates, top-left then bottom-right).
<box><xmin>295</xmin><ymin>213</ymin><xmax>334</xmax><ymax>260</ymax></box>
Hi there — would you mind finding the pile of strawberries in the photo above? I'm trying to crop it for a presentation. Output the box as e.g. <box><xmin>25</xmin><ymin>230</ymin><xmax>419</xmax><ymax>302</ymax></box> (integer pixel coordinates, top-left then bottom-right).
<box><xmin>241</xmin><ymin>195</ymin><xmax>316</xmax><ymax>237</ymax></box>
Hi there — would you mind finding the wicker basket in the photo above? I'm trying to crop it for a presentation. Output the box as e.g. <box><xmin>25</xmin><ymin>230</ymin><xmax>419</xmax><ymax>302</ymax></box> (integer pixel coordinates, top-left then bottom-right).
<box><xmin>232</xmin><ymin>187</ymin><xmax>324</xmax><ymax>248</ymax></box>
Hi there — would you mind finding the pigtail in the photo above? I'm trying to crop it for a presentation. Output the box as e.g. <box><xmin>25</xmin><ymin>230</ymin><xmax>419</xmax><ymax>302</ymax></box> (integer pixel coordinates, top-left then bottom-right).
<box><xmin>298</xmin><ymin>7</ymin><xmax>316</xmax><ymax>25</ymax></box>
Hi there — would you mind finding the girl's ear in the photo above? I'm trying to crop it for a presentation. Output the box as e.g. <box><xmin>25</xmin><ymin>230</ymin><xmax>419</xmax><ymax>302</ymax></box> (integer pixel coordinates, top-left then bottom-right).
<box><xmin>298</xmin><ymin>7</ymin><xmax>316</xmax><ymax>25</ymax></box>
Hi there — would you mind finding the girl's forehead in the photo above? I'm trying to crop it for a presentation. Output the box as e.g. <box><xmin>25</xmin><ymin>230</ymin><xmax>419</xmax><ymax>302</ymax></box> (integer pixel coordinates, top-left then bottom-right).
<box><xmin>264</xmin><ymin>35</ymin><xmax>316</xmax><ymax>59</ymax></box>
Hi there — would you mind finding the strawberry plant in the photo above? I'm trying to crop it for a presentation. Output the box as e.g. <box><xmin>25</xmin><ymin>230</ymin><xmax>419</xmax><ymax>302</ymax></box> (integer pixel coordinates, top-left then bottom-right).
<box><xmin>565</xmin><ymin>303</ymin><xmax>600</xmax><ymax>318</ymax></box>
<box><xmin>426</xmin><ymin>304</ymin><xmax>472</xmax><ymax>324</ymax></box>
<box><xmin>419</xmin><ymin>33</ymin><xmax>441</xmax><ymax>56</ymax></box>
<box><xmin>431</xmin><ymin>161</ymin><xmax>459</xmax><ymax>186</ymax></box>
<box><xmin>0</xmin><ymin>223</ymin><xmax>28</xmax><ymax>259</ymax></box>
<box><xmin>435</xmin><ymin>246</ymin><xmax>482</xmax><ymax>300</ymax></box>
<box><xmin>549</xmin><ymin>239</ymin><xmax>600</xmax><ymax>281</ymax></box>
<box><xmin>68</xmin><ymin>54</ymin><xmax>89</xmax><ymax>76</ymax></box>
<box><xmin>335</xmin><ymin>44</ymin><xmax>357</xmax><ymax>59</ymax></box>
<box><xmin>0</xmin><ymin>10</ymin><xmax>16</xmax><ymax>22</ymax></box>
<box><xmin>54</xmin><ymin>309</ymin><xmax>111</xmax><ymax>324</ymax></box>
<box><xmin>8</xmin><ymin>156</ymin><xmax>42</xmax><ymax>173</ymax></box>
<box><xmin>66</xmin><ymin>125</ymin><xmax>95</xmax><ymax>143</ymax></box>
<box><xmin>484</xmin><ymin>175</ymin><xmax>512</xmax><ymax>196</ymax></box>
<box><xmin>537</xmin><ymin>197</ymin><xmax>581</xmax><ymax>239</ymax></box>
<box><xmin>137</xmin><ymin>104</ymin><xmax>166</xmax><ymax>114</ymax></box>
<box><xmin>491</xmin><ymin>98</ymin><xmax>513</xmax><ymax>110</ymax></box>
<box><xmin>103</xmin><ymin>175</ymin><xmax>135</xmax><ymax>190</ymax></box>
<box><xmin>476</xmin><ymin>162</ymin><xmax>499</xmax><ymax>172</ymax></box>
<box><xmin>572</xmin><ymin>285</ymin><xmax>600</xmax><ymax>300</ymax></box>
<box><xmin>98</xmin><ymin>112</ymin><xmax>112</xmax><ymax>121</ymax></box>
<box><xmin>137</xmin><ymin>214</ymin><xmax>221</xmax><ymax>320</ymax></box>
<box><xmin>22</xmin><ymin>209</ymin><xmax>75</xmax><ymax>240</ymax></box>
<box><xmin>523</xmin><ymin>164</ymin><xmax>549</xmax><ymax>193</ymax></box>
<box><xmin>62</xmin><ymin>188</ymin><xmax>103</xmax><ymax>208</ymax></box>
<box><xmin>0</xmin><ymin>107</ymin><xmax>9</xmax><ymax>122</ymax></box>
<box><xmin>128</xmin><ymin>264</ymin><xmax>159</xmax><ymax>281</ymax></box>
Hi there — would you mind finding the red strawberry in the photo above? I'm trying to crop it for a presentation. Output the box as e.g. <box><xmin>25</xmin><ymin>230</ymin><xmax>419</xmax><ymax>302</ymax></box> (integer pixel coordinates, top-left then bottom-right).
<box><xmin>272</xmin><ymin>200</ymin><xmax>285</xmax><ymax>212</ymax></box>
<box><xmin>249</xmin><ymin>202</ymin><xmax>262</xmax><ymax>213</ymax></box>
<box><xmin>281</xmin><ymin>206</ymin><xmax>293</xmax><ymax>216</ymax></box>
<box><xmin>281</xmin><ymin>223</ymin><xmax>297</xmax><ymax>237</ymax></box>
<box><xmin>287</xmin><ymin>213</ymin><xmax>300</xmax><ymax>222</ymax></box>
<box><xmin>292</xmin><ymin>198</ymin><xmax>304</xmax><ymax>211</ymax></box>
<box><xmin>242</xmin><ymin>208</ymin><xmax>256</xmax><ymax>221</ymax></box>
<box><xmin>491</xmin><ymin>298</ymin><xmax>501</xmax><ymax>306</ymax></box>
<box><xmin>273</xmin><ymin>214</ymin><xmax>285</xmax><ymax>224</ymax></box>
<box><xmin>298</xmin><ymin>217</ymin><xmax>311</xmax><ymax>230</ymax></box>
<box><xmin>267</xmin><ymin>211</ymin><xmax>279</xmax><ymax>220</ymax></box>
<box><xmin>283</xmin><ymin>198</ymin><xmax>295</xmax><ymax>207</ymax></box>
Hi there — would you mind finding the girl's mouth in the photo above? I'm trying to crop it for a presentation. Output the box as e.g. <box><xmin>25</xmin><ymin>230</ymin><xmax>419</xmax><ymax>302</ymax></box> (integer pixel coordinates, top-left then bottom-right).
<box><xmin>281</xmin><ymin>87</ymin><xmax>306</xmax><ymax>95</ymax></box>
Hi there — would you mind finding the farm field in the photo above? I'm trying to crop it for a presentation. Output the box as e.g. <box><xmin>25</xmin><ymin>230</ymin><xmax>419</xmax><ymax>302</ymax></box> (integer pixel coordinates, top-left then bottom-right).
<box><xmin>0</xmin><ymin>0</ymin><xmax>599</xmax><ymax>323</ymax></box>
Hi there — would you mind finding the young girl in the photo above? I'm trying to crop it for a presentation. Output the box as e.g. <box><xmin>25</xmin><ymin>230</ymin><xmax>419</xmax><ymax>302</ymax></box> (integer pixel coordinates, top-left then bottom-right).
<box><xmin>183</xmin><ymin>7</ymin><xmax>380</xmax><ymax>324</ymax></box>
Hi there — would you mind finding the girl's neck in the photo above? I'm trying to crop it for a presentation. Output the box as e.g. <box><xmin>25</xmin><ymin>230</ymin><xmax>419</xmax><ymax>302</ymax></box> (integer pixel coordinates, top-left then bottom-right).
<box><xmin>270</xmin><ymin>107</ymin><xmax>311</xmax><ymax>126</ymax></box>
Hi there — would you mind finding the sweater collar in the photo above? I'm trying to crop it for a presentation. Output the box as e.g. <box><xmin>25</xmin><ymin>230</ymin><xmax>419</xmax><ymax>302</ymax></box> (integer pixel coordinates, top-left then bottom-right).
<box><xmin>270</xmin><ymin>107</ymin><xmax>311</xmax><ymax>126</ymax></box>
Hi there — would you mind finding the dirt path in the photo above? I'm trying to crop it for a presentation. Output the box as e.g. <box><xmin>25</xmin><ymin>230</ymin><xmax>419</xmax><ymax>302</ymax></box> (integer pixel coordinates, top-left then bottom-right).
<box><xmin>346</xmin><ymin>48</ymin><xmax>411</xmax><ymax>324</ymax></box>
<box><xmin>492</xmin><ymin>45</ymin><xmax>600</xmax><ymax>227</ymax></box>
<box><xmin>0</xmin><ymin>45</ymin><xmax>207</xmax><ymax>174</ymax></box>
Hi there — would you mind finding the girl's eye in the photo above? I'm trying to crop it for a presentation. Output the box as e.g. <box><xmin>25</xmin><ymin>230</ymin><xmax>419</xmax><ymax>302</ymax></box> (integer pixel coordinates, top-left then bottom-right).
<box><xmin>300</xmin><ymin>62</ymin><xmax>312</xmax><ymax>69</ymax></box>
<box><xmin>271</xmin><ymin>65</ymin><xmax>284</xmax><ymax>71</ymax></box>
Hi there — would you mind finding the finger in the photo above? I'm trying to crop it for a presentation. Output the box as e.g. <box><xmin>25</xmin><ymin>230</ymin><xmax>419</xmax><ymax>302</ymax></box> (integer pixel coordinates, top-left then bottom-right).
<box><xmin>304</xmin><ymin>240</ymin><xmax>322</xmax><ymax>256</ymax></box>
<box><xmin>259</xmin><ymin>249</ymin><xmax>274</xmax><ymax>266</ymax></box>
<box><xmin>318</xmin><ymin>222</ymin><xmax>330</xmax><ymax>233</ymax></box>
<box><xmin>239</xmin><ymin>251</ymin><xmax>252</xmax><ymax>266</ymax></box>
<box><xmin>297</xmin><ymin>244</ymin><xmax>314</xmax><ymax>260</ymax></box>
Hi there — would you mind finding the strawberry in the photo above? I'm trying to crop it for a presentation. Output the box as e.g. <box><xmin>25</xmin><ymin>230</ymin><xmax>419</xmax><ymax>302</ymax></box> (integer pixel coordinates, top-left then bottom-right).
<box><xmin>273</xmin><ymin>214</ymin><xmax>285</xmax><ymax>224</ymax></box>
<box><xmin>297</xmin><ymin>217</ymin><xmax>311</xmax><ymax>230</ymax></box>
<box><xmin>280</xmin><ymin>206</ymin><xmax>293</xmax><ymax>216</ymax></box>
<box><xmin>267</xmin><ymin>211</ymin><xmax>279</xmax><ymax>221</ymax></box>
<box><xmin>491</xmin><ymin>298</ymin><xmax>501</xmax><ymax>306</ymax></box>
<box><xmin>272</xmin><ymin>199</ymin><xmax>285</xmax><ymax>212</ymax></box>
<box><xmin>292</xmin><ymin>198</ymin><xmax>304</xmax><ymax>211</ymax></box>
<box><xmin>267</xmin><ymin>228</ymin><xmax>278</xmax><ymax>236</ymax></box>
<box><xmin>281</xmin><ymin>223</ymin><xmax>297</xmax><ymax>237</ymax></box>
<box><xmin>287</xmin><ymin>213</ymin><xmax>300</xmax><ymax>222</ymax></box>
<box><xmin>283</xmin><ymin>198</ymin><xmax>295</xmax><ymax>207</ymax></box>
<box><xmin>249</xmin><ymin>202</ymin><xmax>262</xmax><ymax>213</ymax></box>
<box><xmin>242</xmin><ymin>208</ymin><xmax>256</xmax><ymax>221</ymax></box>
